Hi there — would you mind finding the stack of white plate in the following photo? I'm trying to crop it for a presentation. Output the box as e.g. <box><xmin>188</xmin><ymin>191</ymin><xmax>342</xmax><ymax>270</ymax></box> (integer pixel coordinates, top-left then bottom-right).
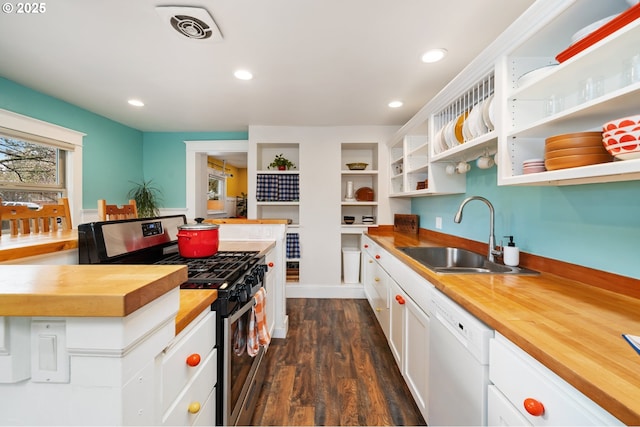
<box><xmin>522</xmin><ymin>158</ymin><xmax>545</xmax><ymax>174</ymax></box>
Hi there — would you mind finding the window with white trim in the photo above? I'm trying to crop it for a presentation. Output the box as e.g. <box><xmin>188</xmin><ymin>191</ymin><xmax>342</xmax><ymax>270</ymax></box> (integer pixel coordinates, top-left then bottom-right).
<box><xmin>207</xmin><ymin>168</ymin><xmax>226</xmax><ymax>212</ymax></box>
<box><xmin>0</xmin><ymin>108</ymin><xmax>84</xmax><ymax>230</ymax></box>
<box><xmin>0</xmin><ymin>132</ymin><xmax>67</xmax><ymax>206</ymax></box>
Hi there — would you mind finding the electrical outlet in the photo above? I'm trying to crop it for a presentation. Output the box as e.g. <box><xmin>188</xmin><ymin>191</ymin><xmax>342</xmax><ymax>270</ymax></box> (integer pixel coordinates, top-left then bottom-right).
<box><xmin>435</xmin><ymin>216</ymin><xmax>442</xmax><ymax>229</ymax></box>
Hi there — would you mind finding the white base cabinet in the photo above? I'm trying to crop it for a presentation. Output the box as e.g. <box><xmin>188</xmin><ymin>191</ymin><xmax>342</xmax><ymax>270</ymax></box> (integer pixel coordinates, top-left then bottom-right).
<box><xmin>489</xmin><ymin>332</ymin><xmax>623</xmax><ymax>426</ymax></box>
<box><xmin>0</xmin><ymin>289</ymin><xmax>217</xmax><ymax>426</ymax></box>
<box><xmin>362</xmin><ymin>235</ymin><xmax>431</xmax><ymax>422</ymax></box>
<box><xmin>403</xmin><ymin>294</ymin><xmax>429</xmax><ymax>419</ymax></box>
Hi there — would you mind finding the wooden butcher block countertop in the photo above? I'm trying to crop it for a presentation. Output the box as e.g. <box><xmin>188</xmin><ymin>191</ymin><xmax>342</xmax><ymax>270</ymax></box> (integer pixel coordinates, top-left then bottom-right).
<box><xmin>0</xmin><ymin>229</ymin><xmax>78</xmax><ymax>262</ymax></box>
<box><xmin>0</xmin><ymin>240</ymin><xmax>274</xmax><ymax>333</ymax></box>
<box><xmin>366</xmin><ymin>229</ymin><xmax>640</xmax><ymax>425</ymax></box>
<box><xmin>0</xmin><ymin>264</ymin><xmax>187</xmax><ymax>317</ymax></box>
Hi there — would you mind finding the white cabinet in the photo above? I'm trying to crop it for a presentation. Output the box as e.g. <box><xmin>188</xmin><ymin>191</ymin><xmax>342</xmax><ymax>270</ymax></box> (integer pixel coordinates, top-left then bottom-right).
<box><xmin>362</xmin><ymin>239</ymin><xmax>390</xmax><ymax>338</ymax></box>
<box><xmin>264</xmin><ymin>247</ymin><xmax>277</xmax><ymax>335</ymax></box>
<box><xmin>0</xmin><ymin>289</ymin><xmax>188</xmax><ymax>426</ymax></box>
<box><xmin>362</xmin><ymin>235</ymin><xmax>431</xmax><ymax>422</ymax></box>
<box><xmin>390</xmin><ymin>134</ymin><xmax>466</xmax><ymax>197</ymax></box>
<box><xmin>499</xmin><ymin>0</ymin><xmax>640</xmax><ymax>186</ymax></box>
<box><xmin>388</xmin><ymin>278</ymin><xmax>405</xmax><ymax>367</ymax></box>
<box><xmin>390</xmin><ymin>0</ymin><xmax>639</xmax><ymax>193</ymax></box>
<box><xmin>159</xmin><ymin>310</ymin><xmax>216</xmax><ymax>426</ymax></box>
<box><xmin>403</xmin><ymin>294</ymin><xmax>429</xmax><ymax>421</ymax></box>
<box><xmin>489</xmin><ymin>332</ymin><xmax>623</xmax><ymax>426</ymax></box>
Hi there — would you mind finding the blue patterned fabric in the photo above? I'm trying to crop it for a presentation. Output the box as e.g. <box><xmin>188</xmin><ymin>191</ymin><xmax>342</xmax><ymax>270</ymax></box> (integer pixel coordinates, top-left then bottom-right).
<box><xmin>278</xmin><ymin>174</ymin><xmax>299</xmax><ymax>201</ymax></box>
<box><xmin>286</xmin><ymin>233</ymin><xmax>300</xmax><ymax>259</ymax></box>
<box><xmin>256</xmin><ymin>174</ymin><xmax>279</xmax><ymax>201</ymax></box>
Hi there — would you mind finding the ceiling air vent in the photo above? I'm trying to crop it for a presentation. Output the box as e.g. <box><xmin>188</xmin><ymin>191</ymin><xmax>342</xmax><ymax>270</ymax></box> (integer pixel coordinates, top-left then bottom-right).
<box><xmin>155</xmin><ymin>6</ymin><xmax>223</xmax><ymax>41</ymax></box>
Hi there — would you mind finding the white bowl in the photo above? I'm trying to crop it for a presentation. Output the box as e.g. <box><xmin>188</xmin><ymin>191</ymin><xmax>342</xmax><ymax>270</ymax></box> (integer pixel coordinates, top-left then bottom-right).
<box><xmin>602</xmin><ymin>129</ymin><xmax>640</xmax><ymax>147</ymax></box>
<box><xmin>603</xmin><ymin>124</ymin><xmax>640</xmax><ymax>139</ymax></box>
<box><xmin>603</xmin><ymin>114</ymin><xmax>640</xmax><ymax>131</ymax></box>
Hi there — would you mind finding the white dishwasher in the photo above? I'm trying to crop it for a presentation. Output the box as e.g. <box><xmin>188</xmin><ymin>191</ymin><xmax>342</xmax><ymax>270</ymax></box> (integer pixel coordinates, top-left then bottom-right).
<box><xmin>428</xmin><ymin>288</ymin><xmax>494</xmax><ymax>426</ymax></box>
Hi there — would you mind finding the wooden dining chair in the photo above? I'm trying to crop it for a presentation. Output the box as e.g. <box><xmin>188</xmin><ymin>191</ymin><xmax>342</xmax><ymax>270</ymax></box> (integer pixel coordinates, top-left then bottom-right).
<box><xmin>97</xmin><ymin>199</ymin><xmax>138</xmax><ymax>221</ymax></box>
<box><xmin>0</xmin><ymin>198</ymin><xmax>72</xmax><ymax>237</ymax></box>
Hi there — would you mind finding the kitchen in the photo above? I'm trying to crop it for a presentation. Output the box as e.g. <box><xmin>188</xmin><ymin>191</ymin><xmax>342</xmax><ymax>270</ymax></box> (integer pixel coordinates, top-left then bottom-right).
<box><xmin>2</xmin><ymin>0</ymin><xmax>640</xmax><ymax>425</ymax></box>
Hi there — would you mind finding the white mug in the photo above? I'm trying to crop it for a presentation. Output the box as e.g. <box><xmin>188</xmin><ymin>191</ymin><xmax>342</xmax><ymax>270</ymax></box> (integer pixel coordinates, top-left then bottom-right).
<box><xmin>456</xmin><ymin>162</ymin><xmax>470</xmax><ymax>174</ymax></box>
<box><xmin>476</xmin><ymin>156</ymin><xmax>495</xmax><ymax>169</ymax></box>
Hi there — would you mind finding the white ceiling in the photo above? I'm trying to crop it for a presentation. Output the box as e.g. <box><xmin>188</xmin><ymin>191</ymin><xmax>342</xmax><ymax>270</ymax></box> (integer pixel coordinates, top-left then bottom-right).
<box><xmin>0</xmin><ymin>1</ymin><xmax>536</xmax><ymax>133</ymax></box>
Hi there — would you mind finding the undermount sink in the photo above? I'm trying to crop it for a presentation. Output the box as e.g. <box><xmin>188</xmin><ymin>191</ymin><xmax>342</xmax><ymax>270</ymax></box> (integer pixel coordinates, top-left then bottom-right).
<box><xmin>397</xmin><ymin>246</ymin><xmax>539</xmax><ymax>275</ymax></box>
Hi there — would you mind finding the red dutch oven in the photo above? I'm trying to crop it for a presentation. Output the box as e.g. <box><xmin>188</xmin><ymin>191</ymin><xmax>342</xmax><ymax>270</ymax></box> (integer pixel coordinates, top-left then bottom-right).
<box><xmin>176</xmin><ymin>218</ymin><xmax>219</xmax><ymax>258</ymax></box>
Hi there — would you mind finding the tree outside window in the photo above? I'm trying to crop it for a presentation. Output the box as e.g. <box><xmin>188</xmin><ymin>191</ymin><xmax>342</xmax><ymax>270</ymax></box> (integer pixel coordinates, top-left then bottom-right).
<box><xmin>0</xmin><ymin>136</ymin><xmax>65</xmax><ymax>206</ymax></box>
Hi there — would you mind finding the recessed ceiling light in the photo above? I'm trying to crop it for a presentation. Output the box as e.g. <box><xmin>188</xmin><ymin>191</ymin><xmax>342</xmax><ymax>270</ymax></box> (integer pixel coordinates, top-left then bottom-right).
<box><xmin>234</xmin><ymin>70</ymin><xmax>253</xmax><ymax>80</ymax></box>
<box><xmin>421</xmin><ymin>48</ymin><xmax>447</xmax><ymax>63</ymax></box>
<box><xmin>388</xmin><ymin>101</ymin><xmax>403</xmax><ymax>108</ymax></box>
<box><xmin>128</xmin><ymin>99</ymin><xmax>144</xmax><ymax>107</ymax></box>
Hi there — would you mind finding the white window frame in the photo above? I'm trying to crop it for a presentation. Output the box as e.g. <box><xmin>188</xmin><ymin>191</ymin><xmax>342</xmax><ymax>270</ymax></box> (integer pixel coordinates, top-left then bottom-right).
<box><xmin>0</xmin><ymin>109</ymin><xmax>84</xmax><ymax>227</ymax></box>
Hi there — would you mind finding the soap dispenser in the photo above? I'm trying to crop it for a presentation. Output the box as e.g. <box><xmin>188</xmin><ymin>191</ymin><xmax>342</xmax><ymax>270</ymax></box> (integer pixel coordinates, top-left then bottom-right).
<box><xmin>503</xmin><ymin>235</ymin><xmax>519</xmax><ymax>267</ymax></box>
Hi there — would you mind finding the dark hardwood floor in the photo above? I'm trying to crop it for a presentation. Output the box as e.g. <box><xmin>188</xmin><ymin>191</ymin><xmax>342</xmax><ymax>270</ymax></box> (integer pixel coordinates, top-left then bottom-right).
<box><xmin>250</xmin><ymin>298</ymin><xmax>427</xmax><ymax>426</ymax></box>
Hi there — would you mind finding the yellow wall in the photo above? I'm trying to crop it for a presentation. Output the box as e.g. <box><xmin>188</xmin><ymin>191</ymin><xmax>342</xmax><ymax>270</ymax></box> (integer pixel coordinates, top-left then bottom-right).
<box><xmin>207</xmin><ymin>157</ymin><xmax>248</xmax><ymax>197</ymax></box>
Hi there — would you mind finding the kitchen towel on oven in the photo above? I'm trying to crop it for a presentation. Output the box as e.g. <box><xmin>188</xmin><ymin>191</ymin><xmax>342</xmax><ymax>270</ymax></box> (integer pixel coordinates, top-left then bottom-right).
<box><xmin>247</xmin><ymin>287</ymin><xmax>271</xmax><ymax>357</ymax></box>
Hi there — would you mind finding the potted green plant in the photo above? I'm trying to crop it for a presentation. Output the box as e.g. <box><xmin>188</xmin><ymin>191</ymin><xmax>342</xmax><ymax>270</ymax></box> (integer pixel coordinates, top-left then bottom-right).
<box><xmin>268</xmin><ymin>154</ymin><xmax>296</xmax><ymax>170</ymax></box>
<box><xmin>127</xmin><ymin>179</ymin><xmax>162</xmax><ymax>218</ymax></box>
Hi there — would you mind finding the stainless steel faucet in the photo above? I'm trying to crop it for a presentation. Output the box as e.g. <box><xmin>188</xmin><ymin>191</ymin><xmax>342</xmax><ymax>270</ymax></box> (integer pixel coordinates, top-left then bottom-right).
<box><xmin>454</xmin><ymin>196</ymin><xmax>502</xmax><ymax>262</ymax></box>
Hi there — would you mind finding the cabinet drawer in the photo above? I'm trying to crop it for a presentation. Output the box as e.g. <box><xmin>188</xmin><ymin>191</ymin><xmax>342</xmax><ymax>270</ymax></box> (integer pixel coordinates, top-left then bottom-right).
<box><xmin>161</xmin><ymin>311</ymin><xmax>216</xmax><ymax>412</ymax></box>
<box><xmin>490</xmin><ymin>334</ymin><xmax>622</xmax><ymax>425</ymax></box>
<box><xmin>163</xmin><ymin>348</ymin><xmax>217</xmax><ymax>425</ymax></box>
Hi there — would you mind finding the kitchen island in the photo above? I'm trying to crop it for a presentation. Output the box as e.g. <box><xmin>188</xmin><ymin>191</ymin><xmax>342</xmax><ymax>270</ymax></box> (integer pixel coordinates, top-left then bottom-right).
<box><xmin>366</xmin><ymin>227</ymin><xmax>640</xmax><ymax>426</ymax></box>
<box><xmin>0</xmin><ymin>239</ymin><xmax>276</xmax><ymax>426</ymax></box>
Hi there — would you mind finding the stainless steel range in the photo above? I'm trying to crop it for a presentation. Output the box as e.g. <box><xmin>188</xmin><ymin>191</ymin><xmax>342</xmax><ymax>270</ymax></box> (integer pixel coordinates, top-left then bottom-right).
<box><xmin>78</xmin><ymin>215</ymin><xmax>268</xmax><ymax>426</ymax></box>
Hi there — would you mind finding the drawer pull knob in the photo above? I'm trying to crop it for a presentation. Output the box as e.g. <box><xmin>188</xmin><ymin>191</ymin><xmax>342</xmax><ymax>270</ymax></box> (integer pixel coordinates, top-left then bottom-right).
<box><xmin>188</xmin><ymin>401</ymin><xmax>201</xmax><ymax>414</ymax></box>
<box><xmin>395</xmin><ymin>295</ymin><xmax>405</xmax><ymax>305</ymax></box>
<box><xmin>268</xmin><ymin>262</ymin><xmax>274</xmax><ymax>267</ymax></box>
<box><xmin>375</xmin><ymin>254</ymin><xmax>381</xmax><ymax>259</ymax></box>
<box><xmin>364</xmin><ymin>244</ymin><xmax>369</xmax><ymax>248</ymax></box>
<box><xmin>523</xmin><ymin>398</ymin><xmax>544</xmax><ymax>416</ymax></box>
<box><xmin>186</xmin><ymin>353</ymin><xmax>201</xmax><ymax>367</ymax></box>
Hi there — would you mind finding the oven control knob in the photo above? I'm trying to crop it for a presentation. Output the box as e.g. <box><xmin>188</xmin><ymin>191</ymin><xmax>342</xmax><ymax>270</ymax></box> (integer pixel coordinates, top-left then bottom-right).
<box><xmin>231</xmin><ymin>286</ymin><xmax>249</xmax><ymax>303</ymax></box>
<box><xmin>245</xmin><ymin>275</ymin><xmax>257</xmax><ymax>288</ymax></box>
<box><xmin>254</xmin><ymin>266</ymin><xmax>266</xmax><ymax>282</ymax></box>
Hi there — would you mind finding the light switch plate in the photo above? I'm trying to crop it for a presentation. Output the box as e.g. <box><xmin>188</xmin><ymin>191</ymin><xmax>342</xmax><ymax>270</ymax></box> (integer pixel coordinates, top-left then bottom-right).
<box><xmin>435</xmin><ymin>217</ymin><xmax>443</xmax><ymax>229</ymax></box>
<box><xmin>31</xmin><ymin>320</ymin><xmax>69</xmax><ymax>383</ymax></box>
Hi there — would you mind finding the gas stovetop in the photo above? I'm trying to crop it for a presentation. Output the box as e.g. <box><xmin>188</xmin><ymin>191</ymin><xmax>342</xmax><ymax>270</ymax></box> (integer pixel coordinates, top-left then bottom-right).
<box><xmin>154</xmin><ymin>251</ymin><xmax>259</xmax><ymax>289</ymax></box>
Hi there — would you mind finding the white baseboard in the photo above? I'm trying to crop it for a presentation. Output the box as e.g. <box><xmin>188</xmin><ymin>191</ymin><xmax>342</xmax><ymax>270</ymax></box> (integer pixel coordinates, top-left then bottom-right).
<box><xmin>285</xmin><ymin>283</ymin><xmax>366</xmax><ymax>299</ymax></box>
<box><xmin>271</xmin><ymin>315</ymin><xmax>289</xmax><ymax>339</ymax></box>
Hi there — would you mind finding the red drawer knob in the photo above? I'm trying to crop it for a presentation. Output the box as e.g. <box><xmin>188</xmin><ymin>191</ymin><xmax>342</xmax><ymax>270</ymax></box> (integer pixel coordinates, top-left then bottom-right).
<box><xmin>268</xmin><ymin>262</ymin><xmax>274</xmax><ymax>267</ymax></box>
<box><xmin>375</xmin><ymin>254</ymin><xmax>381</xmax><ymax>259</ymax></box>
<box><xmin>395</xmin><ymin>295</ymin><xmax>405</xmax><ymax>304</ymax></box>
<box><xmin>523</xmin><ymin>398</ymin><xmax>544</xmax><ymax>416</ymax></box>
<box><xmin>364</xmin><ymin>244</ymin><xmax>369</xmax><ymax>248</ymax></box>
<box><xmin>186</xmin><ymin>353</ymin><xmax>201</xmax><ymax>367</ymax></box>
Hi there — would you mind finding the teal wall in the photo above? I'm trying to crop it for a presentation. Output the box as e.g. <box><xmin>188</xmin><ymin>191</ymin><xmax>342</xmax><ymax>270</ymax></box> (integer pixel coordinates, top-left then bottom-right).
<box><xmin>0</xmin><ymin>78</ymin><xmax>247</xmax><ymax>209</ymax></box>
<box><xmin>0</xmin><ymin>77</ymin><xmax>143</xmax><ymax>208</ymax></box>
<box><xmin>411</xmin><ymin>166</ymin><xmax>640</xmax><ymax>279</ymax></box>
<box><xmin>142</xmin><ymin>132</ymin><xmax>247</xmax><ymax>208</ymax></box>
